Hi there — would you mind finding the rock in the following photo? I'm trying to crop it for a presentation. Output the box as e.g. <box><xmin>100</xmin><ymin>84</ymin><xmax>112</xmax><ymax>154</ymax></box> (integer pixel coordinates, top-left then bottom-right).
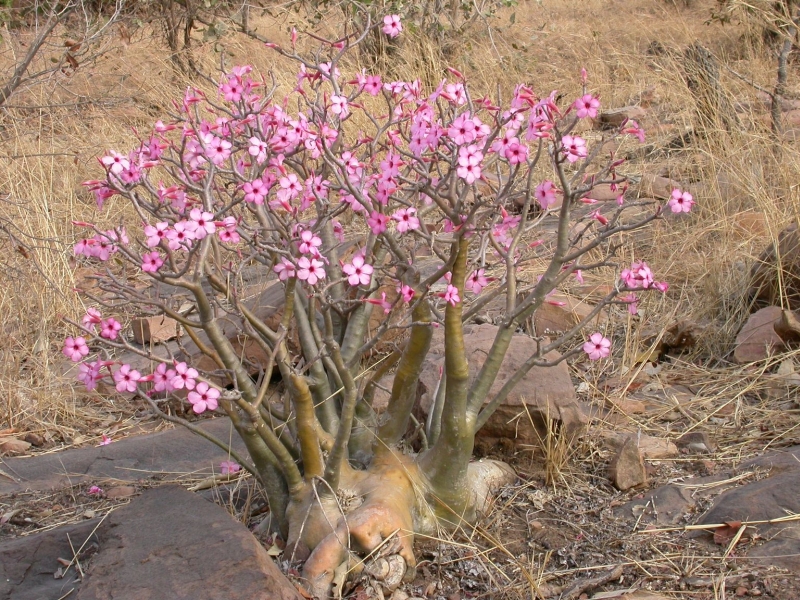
<box><xmin>697</xmin><ymin>446</ymin><xmax>800</xmax><ymax>571</ymax></box>
<box><xmin>609</xmin><ymin>436</ymin><xmax>647</xmax><ymax>490</ymax></box>
<box><xmin>105</xmin><ymin>485</ymin><xmax>137</xmax><ymax>499</ymax></box>
<box><xmin>605</xmin><ymin>397</ymin><xmax>647</xmax><ymax>414</ymax></box>
<box><xmin>76</xmin><ymin>486</ymin><xmax>302</xmax><ymax>599</ymax></box>
<box><xmin>595</xmin><ymin>106</ymin><xmax>648</xmax><ymax>129</ymax></box>
<box><xmin>602</xmin><ymin>432</ymin><xmax>679</xmax><ymax>460</ymax></box>
<box><xmin>0</xmin><ymin>418</ymin><xmax>248</xmax><ymax>496</ymax></box>
<box><xmin>636</xmin><ymin>174</ymin><xmax>688</xmax><ymax>201</ymax></box>
<box><xmin>0</xmin><ymin>437</ymin><xmax>31</xmax><ymax>456</ymax></box>
<box><xmin>0</xmin><ymin>518</ymin><xmax>101</xmax><ymax>600</ymax></box>
<box><xmin>734</xmin><ymin>306</ymin><xmax>786</xmax><ymax>363</ymax></box>
<box><xmin>533</xmin><ymin>294</ymin><xmax>606</xmax><ymax>335</ymax></box>
<box><xmin>374</xmin><ymin>324</ymin><xmax>588</xmax><ymax>448</ymax></box>
<box><xmin>23</xmin><ymin>432</ymin><xmax>44</xmax><ymax>447</ymax></box>
<box><xmin>749</xmin><ymin>223</ymin><xmax>800</xmax><ymax>310</ymax></box>
<box><xmin>676</xmin><ymin>431</ymin><xmax>714</xmax><ymax>454</ymax></box>
<box><xmin>616</xmin><ymin>483</ymin><xmax>696</xmax><ymax>525</ymax></box>
<box><xmin>130</xmin><ymin>315</ymin><xmax>178</xmax><ymax>344</ymax></box>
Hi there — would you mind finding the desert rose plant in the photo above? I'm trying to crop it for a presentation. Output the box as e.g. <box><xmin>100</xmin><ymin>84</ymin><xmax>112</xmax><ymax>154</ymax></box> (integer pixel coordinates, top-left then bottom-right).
<box><xmin>64</xmin><ymin>15</ymin><xmax>687</xmax><ymax>598</ymax></box>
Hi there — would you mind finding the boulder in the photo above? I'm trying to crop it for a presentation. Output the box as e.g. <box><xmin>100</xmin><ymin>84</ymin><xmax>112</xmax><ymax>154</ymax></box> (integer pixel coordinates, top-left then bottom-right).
<box><xmin>749</xmin><ymin>223</ymin><xmax>800</xmax><ymax>310</ymax></box>
<box><xmin>374</xmin><ymin>323</ymin><xmax>588</xmax><ymax>448</ymax></box>
<box><xmin>733</xmin><ymin>306</ymin><xmax>786</xmax><ymax>362</ymax></box>
<box><xmin>76</xmin><ymin>486</ymin><xmax>302</xmax><ymax>600</ymax></box>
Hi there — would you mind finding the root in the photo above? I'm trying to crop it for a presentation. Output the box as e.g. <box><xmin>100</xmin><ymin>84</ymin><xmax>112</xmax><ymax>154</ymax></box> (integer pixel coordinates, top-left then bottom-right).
<box><xmin>286</xmin><ymin>455</ymin><xmax>516</xmax><ymax>599</ymax></box>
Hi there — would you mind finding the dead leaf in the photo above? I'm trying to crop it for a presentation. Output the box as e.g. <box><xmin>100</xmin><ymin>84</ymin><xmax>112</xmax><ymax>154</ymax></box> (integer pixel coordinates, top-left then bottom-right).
<box><xmin>714</xmin><ymin>521</ymin><xmax>743</xmax><ymax>545</ymax></box>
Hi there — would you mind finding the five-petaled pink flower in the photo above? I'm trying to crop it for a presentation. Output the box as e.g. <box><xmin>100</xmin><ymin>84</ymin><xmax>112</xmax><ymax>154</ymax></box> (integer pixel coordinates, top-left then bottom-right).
<box><xmin>343</xmin><ymin>253</ymin><xmax>374</xmax><ymax>287</ymax></box>
<box><xmin>63</xmin><ymin>336</ymin><xmax>89</xmax><ymax>362</ymax></box>
<box><xmin>573</xmin><ymin>94</ymin><xmax>600</xmax><ymax>119</ymax></box>
<box><xmin>392</xmin><ymin>207</ymin><xmax>420</xmax><ymax>233</ymax></box>
<box><xmin>153</xmin><ymin>362</ymin><xmax>176</xmax><ymax>393</ymax></box>
<box><xmin>465</xmin><ymin>269</ymin><xmax>489</xmax><ymax>295</ymax></box>
<box><xmin>274</xmin><ymin>258</ymin><xmax>297</xmax><ymax>281</ymax></box>
<box><xmin>113</xmin><ymin>364</ymin><xmax>141</xmax><ymax>393</ymax></box>
<box><xmin>297</xmin><ymin>256</ymin><xmax>326</xmax><ymax>285</ymax></box>
<box><xmin>188</xmin><ymin>381</ymin><xmax>220</xmax><ymax>414</ymax></box>
<box><xmin>382</xmin><ymin>14</ymin><xmax>402</xmax><ymax>38</ymax></box>
<box><xmin>535</xmin><ymin>180</ymin><xmax>559</xmax><ymax>210</ymax></box>
<box><xmin>668</xmin><ymin>189</ymin><xmax>694</xmax><ymax>213</ymax></box>
<box><xmin>100</xmin><ymin>318</ymin><xmax>122</xmax><ymax>340</ymax></box>
<box><xmin>562</xmin><ymin>135</ymin><xmax>588</xmax><ymax>163</ymax></box>
<box><xmin>443</xmin><ymin>284</ymin><xmax>461</xmax><ymax>306</ymax></box>
<box><xmin>141</xmin><ymin>251</ymin><xmax>164</xmax><ymax>273</ymax></box>
<box><xmin>583</xmin><ymin>333</ymin><xmax>611</xmax><ymax>360</ymax></box>
<box><xmin>367</xmin><ymin>211</ymin><xmax>389</xmax><ymax>235</ymax></box>
<box><xmin>172</xmin><ymin>361</ymin><xmax>198</xmax><ymax>391</ymax></box>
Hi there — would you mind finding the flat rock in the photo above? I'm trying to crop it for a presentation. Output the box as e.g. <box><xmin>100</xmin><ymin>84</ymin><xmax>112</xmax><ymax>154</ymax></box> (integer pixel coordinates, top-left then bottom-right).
<box><xmin>0</xmin><ymin>519</ymin><xmax>100</xmax><ymax>600</ymax></box>
<box><xmin>601</xmin><ymin>432</ymin><xmax>679</xmax><ymax>460</ymax></box>
<box><xmin>734</xmin><ymin>306</ymin><xmax>785</xmax><ymax>363</ymax></box>
<box><xmin>75</xmin><ymin>486</ymin><xmax>302</xmax><ymax>599</ymax></box>
<box><xmin>697</xmin><ymin>446</ymin><xmax>800</xmax><ymax>570</ymax></box>
<box><xmin>0</xmin><ymin>418</ymin><xmax>247</xmax><ymax>495</ymax></box>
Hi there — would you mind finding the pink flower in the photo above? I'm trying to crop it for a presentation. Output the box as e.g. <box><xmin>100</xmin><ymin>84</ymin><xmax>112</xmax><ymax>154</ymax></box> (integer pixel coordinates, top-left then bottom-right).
<box><xmin>465</xmin><ymin>269</ymin><xmax>489</xmax><ymax>295</ymax></box>
<box><xmin>171</xmin><ymin>361</ymin><xmax>198</xmax><ymax>391</ymax></box>
<box><xmin>63</xmin><ymin>336</ymin><xmax>89</xmax><ymax>362</ymax></box>
<box><xmin>220</xmin><ymin>460</ymin><xmax>241</xmax><ymax>475</ymax></box>
<box><xmin>365</xmin><ymin>292</ymin><xmax>392</xmax><ymax>314</ymax></box>
<box><xmin>189</xmin><ymin>208</ymin><xmax>216</xmax><ymax>239</ymax></box>
<box><xmin>398</xmin><ymin>284</ymin><xmax>415</xmax><ymax>303</ymax></box>
<box><xmin>382</xmin><ymin>14</ymin><xmax>402</xmax><ymax>38</ymax></box>
<box><xmin>144</xmin><ymin>222</ymin><xmax>169</xmax><ymax>247</ymax></box>
<box><xmin>535</xmin><ymin>181</ymin><xmax>559</xmax><ymax>210</ymax></box>
<box><xmin>99</xmin><ymin>318</ymin><xmax>122</xmax><ymax>340</ymax></box>
<box><xmin>330</xmin><ymin>94</ymin><xmax>349</xmax><ymax>117</ymax></box>
<box><xmin>274</xmin><ymin>258</ymin><xmax>296</xmax><ymax>281</ymax></box>
<box><xmin>205</xmin><ymin>136</ymin><xmax>232</xmax><ymax>165</ymax></box>
<box><xmin>573</xmin><ymin>94</ymin><xmax>600</xmax><ymax>119</ymax></box>
<box><xmin>187</xmin><ymin>381</ymin><xmax>220</xmax><ymax>414</ymax></box>
<box><xmin>297</xmin><ymin>256</ymin><xmax>326</xmax><ymax>285</ymax></box>
<box><xmin>298</xmin><ymin>230</ymin><xmax>322</xmax><ymax>256</ymax></box>
<box><xmin>152</xmin><ymin>363</ymin><xmax>176</xmax><ymax>393</ymax></box>
<box><xmin>505</xmin><ymin>141</ymin><xmax>529</xmax><ymax>165</ymax></box>
<box><xmin>141</xmin><ymin>251</ymin><xmax>164</xmax><ymax>273</ymax></box>
<box><xmin>166</xmin><ymin>221</ymin><xmax>196</xmax><ymax>250</ymax></box>
<box><xmin>88</xmin><ymin>485</ymin><xmax>104</xmax><ymax>496</ymax></box>
<box><xmin>392</xmin><ymin>207</ymin><xmax>420</xmax><ymax>233</ymax></box>
<box><xmin>343</xmin><ymin>253</ymin><xmax>374</xmax><ymax>287</ymax></box>
<box><xmin>248</xmin><ymin>136</ymin><xmax>268</xmax><ymax>164</ymax></box>
<box><xmin>562</xmin><ymin>135</ymin><xmax>588</xmax><ymax>163</ymax></box>
<box><xmin>654</xmin><ymin>281</ymin><xmax>669</xmax><ymax>293</ymax></box>
<box><xmin>457</xmin><ymin>144</ymin><xmax>484</xmax><ymax>184</ymax></box>
<box><xmin>367</xmin><ymin>211</ymin><xmax>389</xmax><ymax>235</ymax></box>
<box><xmin>363</xmin><ymin>74</ymin><xmax>382</xmax><ymax>96</ymax></box>
<box><xmin>623</xmin><ymin>120</ymin><xmax>646</xmax><ymax>143</ymax></box>
<box><xmin>113</xmin><ymin>364</ymin><xmax>141</xmax><ymax>393</ymax></box>
<box><xmin>101</xmin><ymin>151</ymin><xmax>130</xmax><ymax>175</ymax></box>
<box><xmin>583</xmin><ymin>333</ymin><xmax>611</xmax><ymax>360</ymax></box>
<box><xmin>448</xmin><ymin>113</ymin><xmax>477</xmax><ymax>145</ymax></box>
<box><xmin>77</xmin><ymin>360</ymin><xmax>103</xmax><ymax>391</ymax></box>
<box><xmin>668</xmin><ymin>189</ymin><xmax>694</xmax><ymax>213</ymax></box>
<box><xmin>443</xmin><ymin>284</ymin><xmax>461</xmax><ymax>306</ymax></box>
<box><xmin>99</xmin><ymin>434</ymin><xmax>112</xmax><ymax>446</ymax></box>
<box><xmin>620</xmin><ymin>261</ymin><xmax>654</xmax><ymax>289</ymax></box>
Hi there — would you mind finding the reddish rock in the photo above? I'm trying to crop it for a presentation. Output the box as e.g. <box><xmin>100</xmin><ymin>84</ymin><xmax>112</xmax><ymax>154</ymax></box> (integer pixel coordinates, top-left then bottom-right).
<box><xmin>0</xmin><ymin>437</ymin><xmax>31</xmax><ymax>456</ymax></box>
<box><xmin>76</xmin><ymin>486</ymin><xmax>302</xmax><ymax>600</ymax></box>
<box><xmin>602</xmin><ymin>432</ymin><xmax>679</xmax><ymax>460</ymax></box>
<box><xmin>374</xmin><ymin>324</ymin><xmax>588</xmax><ymax>447</ymax></box>
<box><xmin>595</xmin><ymin>106</ymin><xmax>648</xmax><ymax>129</ymax></box>
<box><xmin>131</xmin><ymin>315</ymin><xmax>178</xmax><ymax>344</ymax></box>
<box><xmin>734</xmin><ymin>306</ymin><xmax>785</xmax><ymax>363</ymax></box>
<box><xmin>609</xmin><ymin>436</ymin><xmax>647</xmax><ymax>491</ymax></box>
<box><xmin>533</xmin><ymin>293</ymin><xmax>606</xmax><ymax>335</ymax></box>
